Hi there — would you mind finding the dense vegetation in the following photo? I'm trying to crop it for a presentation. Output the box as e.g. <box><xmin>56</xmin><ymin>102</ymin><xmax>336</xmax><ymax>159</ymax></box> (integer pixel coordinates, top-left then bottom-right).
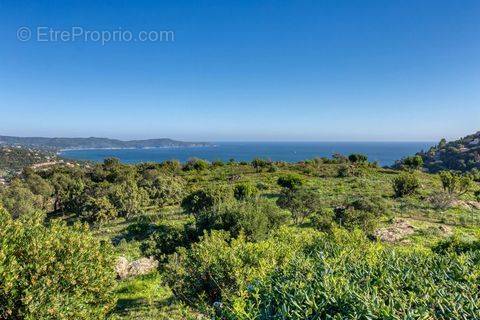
<box><xmin>0</xmin><ymin>146</ymin><xmax>59</xmax><ymax>179</ymax></box>
<box><xmin>396</xmin><ymin>131</ymin><xmax>480</xmax><ymax>173</ymax></box>
<box><xmin>1</xmin><ymin>153</ymin><xmax>480</xmax><ymax>319</ymax></box>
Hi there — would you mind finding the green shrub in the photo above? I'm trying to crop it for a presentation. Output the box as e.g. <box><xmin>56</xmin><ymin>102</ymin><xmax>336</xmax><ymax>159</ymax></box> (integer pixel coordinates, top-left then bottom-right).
<box><xmin>402</xmin><ymin>155</ymin><xmax>424</xmax><ymax>170</ymax></box>
<box><xmin>164</xmin><ymin>227</ymin><xmax>321</xmax><ymax>307</ymax></box>
<box><xmin>348</xmin><ymin>153</ymin><xmax>368</xmax><ymax>163</ymax></box>
<box><xmin>276</xmin><ymin>188</ymin><xmax>321</xmax><ymax>223</ymax></box>
<box><xmin>310</xmin><ymin>208</ymin><xmax>335</xmax><ymax>232</ymax></box>
<box><xmin>181</xmin><ymin>185</ymin><xmax>233</xmax><ymax>218</ymax></box>
<box><xmin>251</xmin><ymin>158</ymin><xmax>271</xmax><ymax>172</ymax></box>
<box><xmin>392</xmin><ymin>172</ymin><xmax>420</xmax><ymax>197</ymax></box>
<box><xmin>142</xmin><ymin>223</ymin><xmax>196</xmax><ymax>262</ymax></box>
<box><xmin>277</xmin><ymin>174</ymin><xmax>304</xmax><ymax>191</ymax></box>
<box><xmin>224</xmin><ymin>229</ymin><xmax>480</xmax><ymax>319</ymax></box>
<box><xmin>82</xmin><ymin>196</ymin><xmax>117</xmax><ymax>223</ymax></box>
<box><xmin>439</xmin><ymin>171</ymin><xmax>473</xmax><ymax>195</ymax></box>
<box><xmin>336</xmin><ymin>164</ymin><xmax>352</xmax><ymax>177</ymax></box>
<box><xmin>210</xmin><ymin>198</ymin><xmax>290</xmax><ymax>241</ymax></box>
<box><xmin>432</xmin><ymin>235</ymin><xmax>480</xmax><ymax>255</ymax></box>
<box><xmin>183</xmin><ymin>158</ymin><xmax>210</xmax><ymax>171</ymax></box>
<box><xmin>332</xmin><ymin>205</ymin><xmax>377</xmax><ymax>233</ymax></box>
<box><xmin>233</xmin><ymin>182</ymin><xmax>258</xmax><ymax>201</ymax></box>
<box><xmin>0</xmin><ymin>208</ymin><xmax>116</xmax><ymax>319</ymax></box>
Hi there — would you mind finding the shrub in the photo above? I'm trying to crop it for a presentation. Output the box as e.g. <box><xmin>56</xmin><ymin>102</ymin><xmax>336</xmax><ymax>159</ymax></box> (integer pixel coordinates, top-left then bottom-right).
<box><xmin>224</xmin><ymin>229</ymin><xmax>480</xmax><ymax>319</ymax></box>
<box><xmin>432</xmin><ymin>235</ymin><xmax>480</xmax><ymax>255</ymax></box>
<box><xmin>0</xmin><ymin>208</ymin><xmax>116</xmax><ymax>319</ymax></box>
<box><xmin>337</xmin><ymin>164</ymin><xmax>352</xmax><ymax>177</ymax></box>
<box><xmin>475</xmin><ymin>190</ymin><xmax>480</xmax><ymax>202</ymax></box>
<box><xmin>183</xmin><ymin>158</ymin><xmax>210</xmax><ymax>171</ymax></box>
<box><xmin>348</xmin><ymin>153</ymin><xmax>368</xmax><ymax>163</ymax></box>
<box><xmin>402</xmin><ymin>155</ymin><xmax>424</xmax><ymax>170</ymax></box>
<box><xmin>142</xmin><ymin>223</ymin><xmax>196</xmax><ymax>262</ymax></box>
<box><xmin>310</xmin><ymin>208</ymin><xmax>335</xmax><ymax>232</ymax></box>
<box><xmin>392</xmin><ymin>173</ymin><xmax>420</xmax><ymax>197</ymax></box>
<box><xmin>211</xmin><ymin>198</ymin><xmax>290</xmax><ymax>241</ymax></box>
<box><xmin>276</xmin><ymin>188</ymin><xmax>321</xmax><ymax>223</ymax></box>
<box><xmin>233</xmin><ymin>182</ymin><xmax>258</xmax><ymax>201</ymax></box>
<box><xmin>332</xmin><ymin>205</ymin><xmax>377</xmax><ymax>233</ymax></box>
<box><xmin>251</xmin><ymin>158</ymin><xmax>271</xmax><ymax>172</ymax></box>
<box><xmin>147</xmin><ymin>175</ymin><xmax>185</xmax><ymax>207</ymax></box>
<box><xmin>277</xmin><ymin>174</ymin><xmax>304</xmax><ymax>191</ymax></box>
<box><xmin>82</xmin><ymin>196</ymin><xmax>117</xmax><ymax>223</ymax></box>
<box><xmin>439</xmin><ymin>171</ymin><xmax>473</xmax><ymax>195</ymax></box>
<box><xmin>164</xmin><ymin>227</ymin><xmax>321</xmax><ymax>307</ymax></box>
<box><xmin>181</xmin><ymin>185</ymin><xmax>233</xmax><ymax>219</ymax></box>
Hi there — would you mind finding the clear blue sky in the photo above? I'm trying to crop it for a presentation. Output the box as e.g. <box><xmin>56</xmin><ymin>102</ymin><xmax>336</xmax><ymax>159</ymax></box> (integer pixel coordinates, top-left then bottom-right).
<box><xmin>0</xmin><ymin>0</ymin><xmax>479</xmax><ymax>141</ymax></box>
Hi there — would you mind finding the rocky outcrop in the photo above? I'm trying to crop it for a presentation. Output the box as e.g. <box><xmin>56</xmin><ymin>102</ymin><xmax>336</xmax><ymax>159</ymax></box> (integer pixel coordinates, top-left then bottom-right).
<box><xmin>115</xmin><ymin>256</ymin><xmax>159</xmax><ymax>279</ymax></box>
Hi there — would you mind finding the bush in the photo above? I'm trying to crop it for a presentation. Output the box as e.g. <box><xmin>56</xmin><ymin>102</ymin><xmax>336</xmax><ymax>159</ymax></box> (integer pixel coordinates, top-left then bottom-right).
<box><xmin>164</xmin><ymin>227</ymin><xmax>321</xmax><ymax>307</ymax></box>
<box><xmin>348</xmin><ymin>153</ymin><xmax>368</xmax><ymax>163</ymax></box>
<box><xmin>432</xmin><ymin>235</ymin><xmax>480</xmax><ymax>255</ymax></box>
<box><xmin>439</xmin><ymin>171</ymin><xmax>473</xmax><ymax>195</ymax></box>
<box><xmin>142</xmin><ymin>223</ymin><xmax>196</xmax><ymax>262</ymax></box>
<box><xmin>181</xmin><ymin>185</ymin><xmax>233</xmax><ymax>216</ymax></box>
<box><xmin>332</xmin><ymin>205</ymin><xmax>377</xmax><ymax>233</ymax></box>
<box><xmin>183</xmin><ymin>158</ymin><xmax>210</xmax><ymax>171</ymax></box>
<box><xmin>0</xmin><ymin>208</ymin><xmax>116</xmax><ymax>319</ymax></box>
<box><xmin>277</xmin><ymin>174</ymin><xmax>304</xmax><ymax>191</ymax></box>
<box><xmin>146</xmin><ymin>174</ymin><xmax>185</xmax><ymax>207</ymax></box>
<box><xmin>276</xmin><ymin>188</ymin><xmax>321</xmax><ymax>223</ymax></box>
<box><xmin>402</xmin><ymin>155</ymin><xmax>424</xmax><ymax>170</ymax></box>
<box><xmin>233</xmin><ymin>182</ymin><xmax>258</xmax><ymax>201</ymax></box>
<box><xmin>82</xmin><ymin>196</ymin><xmax>117</xmax><ymax>223</ymax></box>
<box><xmin>210</xmin><ymin>198</ymin><xmax>290</xmax><ymax>241</ymax></box>
<box><xmin>224</xmin><ymin>229</ymin><xmax>480</xmax><ymax>319</ymax></box>
<box><xmin>251</xmin><ymin>158</ymin><xmax>271</xmax><ymax>172</ymax></box>
<box><xmin>337</xmin><ymin>164</ymin><xmax>352</xmax><ymax>177</ymax></box>
<box><xmin>392</xmin><ymin>173</ymin><xmax>420</xmax><ymax>197</ymax></box>
<box><xmin>310</xmin><ymin>208</ymin><xmax>335</xmax><ymax>232</ymax></box>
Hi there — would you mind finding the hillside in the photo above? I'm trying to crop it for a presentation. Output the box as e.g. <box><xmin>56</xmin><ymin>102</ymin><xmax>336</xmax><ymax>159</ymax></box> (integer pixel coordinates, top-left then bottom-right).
<box><xmin>0</xmin><ymin>135</ymin><xmax>211</xmax><ymax>150</ymax></box>
<box><xmin>1</xmin><ymin>156</ymin><xmax>480</xmax><ymax>318</ymax></box>
<box><xmin>417</xmin><ymin>131</ymin><xmax>480</xmax><ymax>173</ymax></box>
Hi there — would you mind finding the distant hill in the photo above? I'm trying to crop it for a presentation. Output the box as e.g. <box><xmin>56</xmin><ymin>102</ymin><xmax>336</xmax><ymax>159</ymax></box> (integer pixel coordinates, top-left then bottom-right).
<box><xmin>415</xmin><ymin>131</ymin><xmax>480</xmax><ymax>173</ymax></box>
<box><xmin>0</xmin><ymin>135</ymin><xmax>211</xmax><ymax>150</ymax></box>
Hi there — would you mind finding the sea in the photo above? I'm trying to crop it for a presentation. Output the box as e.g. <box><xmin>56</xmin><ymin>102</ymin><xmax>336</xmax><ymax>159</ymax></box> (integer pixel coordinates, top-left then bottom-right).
<box><xmin>59</xmin><ymin>142</ymin><xmax>434</xmax><ymax>167</ymax></box>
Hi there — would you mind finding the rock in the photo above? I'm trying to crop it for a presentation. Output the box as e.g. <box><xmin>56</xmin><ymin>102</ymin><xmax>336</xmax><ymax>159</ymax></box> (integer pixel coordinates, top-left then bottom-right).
<box><xmin>115</xmin><ymin>256</ymin><xmax>159</xmax><ymax>279</ymax></box>
<box><xmin>374</xmin><ymin>219</ymin><xmax>415</xmax><ymax>243</ymax></box>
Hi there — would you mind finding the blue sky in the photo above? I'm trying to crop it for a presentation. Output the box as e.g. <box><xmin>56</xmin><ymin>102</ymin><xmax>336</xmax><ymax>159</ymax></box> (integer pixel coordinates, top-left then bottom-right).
<box><xmin>0</xmin><ymin>0</ymin><xmax>479</xmax><ymax>141</ymax></box>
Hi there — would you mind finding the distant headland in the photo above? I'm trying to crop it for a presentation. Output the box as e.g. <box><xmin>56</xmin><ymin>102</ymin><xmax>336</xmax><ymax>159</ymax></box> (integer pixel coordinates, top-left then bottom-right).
<box><xmin>0</xmin><ymin>135</ymin><xmax>211</xmax><ymax>151</ymax></box>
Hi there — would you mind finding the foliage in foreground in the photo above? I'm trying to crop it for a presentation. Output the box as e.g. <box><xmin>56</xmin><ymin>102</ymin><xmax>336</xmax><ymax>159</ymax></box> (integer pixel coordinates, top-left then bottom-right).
<box><xmin>224</xmin><ymin>230</ymin><xmax>480</xmax><ymax>319</ymax></box>
<box><xmin>0</xmin><ymin>208</ymin><xmax>117</xmax><ymax>319</ymax></box>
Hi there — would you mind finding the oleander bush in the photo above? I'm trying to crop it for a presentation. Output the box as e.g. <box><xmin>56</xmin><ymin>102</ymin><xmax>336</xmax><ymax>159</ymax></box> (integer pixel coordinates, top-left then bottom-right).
<box><xmin>0</xmin><ymin>207</ymin><xmax>116</xmax><ymax>319</ymax></box>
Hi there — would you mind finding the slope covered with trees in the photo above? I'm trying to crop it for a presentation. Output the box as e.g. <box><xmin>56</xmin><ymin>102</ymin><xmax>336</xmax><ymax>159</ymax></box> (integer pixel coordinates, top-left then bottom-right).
<box><xmin>400</xmin><ymin>131</ymin><xmax>480</xmax><ymax>173</ymax></box>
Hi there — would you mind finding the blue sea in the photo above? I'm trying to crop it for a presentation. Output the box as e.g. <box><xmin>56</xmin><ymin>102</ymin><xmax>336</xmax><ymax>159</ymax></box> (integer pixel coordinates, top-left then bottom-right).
<box><xmin>59</xmin><ymin>142</ymin><xmax>434</xmax><ymax>167</ymax></box>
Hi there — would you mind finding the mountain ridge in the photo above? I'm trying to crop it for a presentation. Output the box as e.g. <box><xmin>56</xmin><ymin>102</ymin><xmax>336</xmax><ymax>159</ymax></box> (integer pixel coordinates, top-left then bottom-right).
<box><xmin>0</xmin><ymin>135</ymin><xmax>211</xmax><ymax>150</ymax></box>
